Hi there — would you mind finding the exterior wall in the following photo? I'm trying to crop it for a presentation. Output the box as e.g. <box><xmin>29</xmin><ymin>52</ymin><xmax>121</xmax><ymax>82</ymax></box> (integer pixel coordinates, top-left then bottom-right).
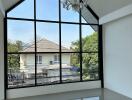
<box><xmin>0</xmin><ymin>8</ymin><xmax>4</xmax><ymax>100</ymax></box>
<box><xmin>41</xmin><ymin>54</ymin><xmax>52</xmax><ymax>65</ymax></box>
<box><xmin>62</xmin><ymin>54</ymin><xmax>71</xmax><ymax>65</ymax></box>
<box><xmin>103</xmin><ymin>14</ymin><xmax>132</xmax><ymax>98</ymax></box>
<box><xmin>20</xmin><ymin>53</ymin><xmax>72</xmax><ymax>81</ymax></box>
<box><xmin>20</xmin><ymin>54</ymin><xmax>26</xmax><ymax>69</ymax></box>
<box><xmin>20</xmin><ymin>54</ymin><xmax>35</xmax><ymax>71</ymax></box>
<box><xmin>20</xmin><ymin>53</ymin><xmax>71</xmax><ymax>69</ymax></box>
<box><xmin>26</xmin><ymin>54</ymin><xmax>35</xmax><ymax>65</ymax></box>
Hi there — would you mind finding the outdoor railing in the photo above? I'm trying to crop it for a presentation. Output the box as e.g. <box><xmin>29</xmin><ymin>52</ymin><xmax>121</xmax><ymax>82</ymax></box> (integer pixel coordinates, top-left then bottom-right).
<box><xmin>8</xmin><ymin>72</ymin><xmax>98</xmax><ymax>88</ymax></box>
<box><xmin>8</xmin><ymin>74</ymin><xmax>81</xmax><ymax>88</ymax></box>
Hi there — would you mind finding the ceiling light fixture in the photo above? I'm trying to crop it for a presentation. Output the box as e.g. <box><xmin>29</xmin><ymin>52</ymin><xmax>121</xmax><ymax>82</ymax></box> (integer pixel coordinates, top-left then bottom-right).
<box><xmin>61</xmin><ymin>0</ymin><xmax>88</xmax><ymax>11</ymax></box>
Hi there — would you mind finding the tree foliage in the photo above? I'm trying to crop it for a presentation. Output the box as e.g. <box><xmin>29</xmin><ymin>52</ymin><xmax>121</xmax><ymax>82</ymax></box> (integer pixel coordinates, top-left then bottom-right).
<box><xmin>71</xmin><ymin>32</ymin><xmax>99</xmax><ymax>80</ymax></box>
<box><xmin>8</xmin><ymin>40</ymin><xmax>23</xmax><ymax>70</ymax></box>
<box><xmin>8</xmin><ymin>40</ymin><xmax>23</xmax><ymax>52</ymax></box>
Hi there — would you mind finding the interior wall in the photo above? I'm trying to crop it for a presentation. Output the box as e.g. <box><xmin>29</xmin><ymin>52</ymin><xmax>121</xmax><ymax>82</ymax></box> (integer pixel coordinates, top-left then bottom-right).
<box><xmin>103</xmin><ymin>14</ymin><xmax>132</xmax><ymax>98</ymax></box>
<box><xmin>0</xmin><ymin>10</ymin><xmax>4</xmax><ymax>100</ymax></box>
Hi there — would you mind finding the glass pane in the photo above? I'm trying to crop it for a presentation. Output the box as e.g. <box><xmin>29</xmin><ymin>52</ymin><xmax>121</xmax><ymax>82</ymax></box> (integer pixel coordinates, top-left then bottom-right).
<box><xmin>82</xmin><ymin>25</ymin><xmax>98</xmax><ymax>52</ymax></box>
<box><xmin>36</xmin><ymin>22</ymin><xmax>59</xmax><ymax>52</ymax></box>
<box><xmin>37</xmin><ymin>53</ymin><xmax>60</xmax><ymax>85</ymax></box>
<box><xmin>7</xmin><ymin>0</ymin><xmax>34</xmax><ymax>19</ymax></box>
<box><xmin>81</xmin><ymin>7</ymin><xmax>98</xmax><ymax>24</ymax></box>
<box><xmin>82</xmin><ymin>16</ymin><xmax>87</xmax><ymax>23</ymax></box>
<box><xmin>61</xmin><ymin>24</ymin><xmax>79</xmax><ymax>52</ymax></box>
<box><xmin>82</xmin><ymin>53</ymin><xmax>99</xmax><ymax>81</ymax></box>
<box><xmin>8</xmin><ymin>54</ymin><xmax>35</xmax><ymax>88</ymax></box>
<box><xmin>36</xmin><ymin>0</ymin><xmax>59</xmax><ymax>21</ymax></box>
<box><xmin>7</xmin><ymin>20</ymin><xmax>35</xmax><ymax>52</ymax></box>
<box><xmin>62</xmin><ymin>53</ymin><xmax>80</xmax><ymax>82</ymax></box>
<box><xmin>61</xmin><ymin>0</ymin><xmax>79</xmax><ymax>22</ymax></box>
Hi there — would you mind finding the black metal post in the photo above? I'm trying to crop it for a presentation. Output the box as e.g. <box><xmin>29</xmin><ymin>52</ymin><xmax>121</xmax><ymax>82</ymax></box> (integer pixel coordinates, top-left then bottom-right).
<box><xmin>99</xmin><ymin>25</ymin><xmax>104</xmax><ymax>88</ymax></box>
<box><xmin>79</xmin><ymin>8</ymin><xmax>83</xmax><ymax>81</ymax></box>
<box><xmin>34</xmin><ymin>0</ymin><xmax>37</xmax><ymax>86</ymax></box>
<box><xmin>59</xmin><ymin>0</ymin><xmax>62</xmax><ymax>83</ymax></box>
<box><xmin>4</xmin><ymin>15</ymin><xmax>7</xmax><ymax>100</ymax></box>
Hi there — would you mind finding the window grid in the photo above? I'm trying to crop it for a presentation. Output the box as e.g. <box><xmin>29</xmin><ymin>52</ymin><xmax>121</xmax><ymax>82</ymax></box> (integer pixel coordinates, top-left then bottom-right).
<box><xmin>5</xmin><ymin>0</ymin><xmax>102</xmax><ymax>89</ymax></box>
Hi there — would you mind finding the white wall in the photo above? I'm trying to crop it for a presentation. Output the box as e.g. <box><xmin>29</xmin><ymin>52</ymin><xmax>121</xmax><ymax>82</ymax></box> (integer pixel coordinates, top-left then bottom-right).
<box><xmin>7</xmin><ymin>81</ymin><xmax>101</xmax><ymax>99</ymax></box>
<box><xmin>103</xmin><ymin>14</ymin><xmax>132</xmax><ymax>98</ymax></box>
<box><xmin>0</xmin><ymin>7</ymin><xmax>4</xmax><ymax>100</ymax></box>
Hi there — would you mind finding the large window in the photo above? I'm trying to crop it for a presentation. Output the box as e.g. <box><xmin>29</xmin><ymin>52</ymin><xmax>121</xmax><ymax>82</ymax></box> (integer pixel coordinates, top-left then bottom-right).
<box><xmin>5</xmin><ymin>0</ymin><xmax>102</xmax><ymax>89</ymax></box>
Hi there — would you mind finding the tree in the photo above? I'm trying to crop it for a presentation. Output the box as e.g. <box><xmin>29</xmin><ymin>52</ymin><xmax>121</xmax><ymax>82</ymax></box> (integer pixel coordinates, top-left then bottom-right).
<box><xmin>83</xmin><ymin>32</ymin><xmax>98</xmax><ymax>52</ymax></box>
<box><xmin>8</xmin><ymin>40</ymin><xmax>23</xmax><ymax>71</ymax></box>
<box><xmin>70</xmin><ymin>53</ymin><xmax>80</xmax><ymax>67</ymax></box>
<box><xmin>71</xmin><ymin>32</ymin><xmax>99</xmax><ymax>80</ymax></box>
<box><xmin>8</xmin><ymin>40</ymin><xmax>23</xmax><ymax>52</ymax></box>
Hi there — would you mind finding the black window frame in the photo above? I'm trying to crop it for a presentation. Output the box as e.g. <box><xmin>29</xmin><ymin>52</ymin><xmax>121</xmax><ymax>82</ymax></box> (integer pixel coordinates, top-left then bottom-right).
<box><xmin>4</xmin><ymin>0</ymin><xmax>103</xmax><ymax>92</ymax></box>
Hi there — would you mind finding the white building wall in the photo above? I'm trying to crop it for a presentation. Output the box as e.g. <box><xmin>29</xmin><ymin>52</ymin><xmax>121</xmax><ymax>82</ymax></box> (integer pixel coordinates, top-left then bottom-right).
<box><xmin>20</xmin><ymin>54</ymin><xmax>71</xmax><ymax>75</ymax></box>
<box><xmin>22</xmin><ymin>54</ymin><xmax>71</xmax><ymax>66</ymax></box>
<box><xmin>41</xmin><ymin>54</ymin><xmax>55</xmax><ymax>65</ymax></box>
<box><xmin>62</xmin><ymin>54</ymin><xmax>71</xmax><ymax>65</ymax></box>
<box><xmin>26</xmin><ymin>54</ymin><xmax>35</xmax><ymax>65</ymax></box>
<box><xmin>20</xmin><ymin>54</ymin><xmax>26</xmax><ymax>69</ymax></box>
<box><xmin>42</xmin><ymin>54</ymin><xmax>52</xmax><ymax>65</ymax></box>
<box><xmin>103</xmin><ymin>14</ymin><xmax>132</xmax><ymax>98</ymax></box>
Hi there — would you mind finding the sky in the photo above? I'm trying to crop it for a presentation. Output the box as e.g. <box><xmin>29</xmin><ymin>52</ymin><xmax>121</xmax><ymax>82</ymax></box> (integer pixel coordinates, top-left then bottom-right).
<box><xmin>7</xmin><ymin>0</ymin><xmax>96</xmax><ymax>48</ymax></box>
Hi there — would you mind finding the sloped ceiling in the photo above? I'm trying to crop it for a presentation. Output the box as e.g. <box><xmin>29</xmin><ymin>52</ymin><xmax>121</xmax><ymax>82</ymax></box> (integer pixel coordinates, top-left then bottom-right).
<box><xmin>1</xmin><ymin>0</ymin><xmax>20</xmax><ymax>11</ymax></box>
<box><xmin>2</xmin><ymin>0</ymin><xmax>132</xmax><ymax>18</ymax></box>
<box><xmin>87</xmin><ymin>0</ymin><xmax>132</xmax><ymax>17</ymax></box>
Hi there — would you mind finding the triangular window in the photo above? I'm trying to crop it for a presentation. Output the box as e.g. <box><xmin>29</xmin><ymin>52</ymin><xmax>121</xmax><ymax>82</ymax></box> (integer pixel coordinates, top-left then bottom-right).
<box><xmin>7</xmin><ymin>0</ymin><xmax>34</xmax><ymax>19</ymax></box>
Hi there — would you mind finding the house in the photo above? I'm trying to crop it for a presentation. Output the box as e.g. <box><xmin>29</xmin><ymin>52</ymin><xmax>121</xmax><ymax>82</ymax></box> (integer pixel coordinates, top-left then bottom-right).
<box><xmin>20</xmin><ymin>39</ymin><xmax>80</xmax><ymax>83</ymax></box>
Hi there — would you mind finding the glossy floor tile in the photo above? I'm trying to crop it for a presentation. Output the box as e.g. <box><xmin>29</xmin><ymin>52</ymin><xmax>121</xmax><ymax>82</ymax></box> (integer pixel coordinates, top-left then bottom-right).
<box><xmin>9</xmin><ymin>88</ymin><xmax>132</xmax><ymax>100</ymax></box>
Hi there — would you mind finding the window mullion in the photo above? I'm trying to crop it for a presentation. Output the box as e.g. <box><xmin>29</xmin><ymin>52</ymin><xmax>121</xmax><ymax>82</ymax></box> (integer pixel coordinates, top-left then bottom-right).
<box><xmin>80</xmin><ymin>8</ymin><xmax>83</xmax><ymax>82</ymax></box>
<box><xmin>4</xmin><ymin>14</ymin><xmax>8</xmax><ymax>99</ymax></box>
<box><xmin>59</xmin><ymin>0</ymin><xmax>62</xmax><ymax>83</ymax></box>
<box><xmin>34</xmin><ymin>0</ymin><xmax>37</xmax><ymax>86</ymax></box>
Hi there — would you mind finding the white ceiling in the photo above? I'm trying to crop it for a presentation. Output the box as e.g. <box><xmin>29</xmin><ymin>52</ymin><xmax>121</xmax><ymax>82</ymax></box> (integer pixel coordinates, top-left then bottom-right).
<box><xmin>1</xmin><ymin>0</ymin><xmax>20</xmax><ymax>11</ymax></box>
<box><xmin>2</xmin><ymin>0</ymin><xmax>132</xmax><ymax>18</ymax></box>
<box><xmin>87</xmin><ymin>0</ymin><xmax>132</xmax><ymax>17</ymax></box>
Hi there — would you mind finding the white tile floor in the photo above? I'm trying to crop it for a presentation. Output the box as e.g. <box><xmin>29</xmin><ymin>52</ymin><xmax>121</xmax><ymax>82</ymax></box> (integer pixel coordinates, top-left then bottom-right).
<box><xmin>9</xmin><ymin>88</ymin><xmax>132</xmax><ymax>100</ymax></box>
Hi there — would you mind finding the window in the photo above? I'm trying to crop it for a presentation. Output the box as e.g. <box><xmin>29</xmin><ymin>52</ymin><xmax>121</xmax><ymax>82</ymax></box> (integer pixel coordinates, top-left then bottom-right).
<box><xmin>54</xmin><ymin>54</ymin><xmax>60</xmax><ymax>64</ymax></box>
<box><xmin>36</xmin><ymin>0</ymin><xmax>59</xmax><ymax>21</ymax></box>
<box><xmin>36</xmin><ymin>55</ymin><xmax>42</xmax><ymax>64</ymax></box>
<box><xmin>7</xmin><ymin>0</ymin><xmax>34</xmax><ymax>19</ymax></box>
<box><xmin>5</xmin><ymin>0</ymin><xmax>102</xmax><ymax>89</ymax></box>
<box><xmin>61</xmin><ymin>2</ymin><xmax>79</xmax><ymax>22</ymax></box>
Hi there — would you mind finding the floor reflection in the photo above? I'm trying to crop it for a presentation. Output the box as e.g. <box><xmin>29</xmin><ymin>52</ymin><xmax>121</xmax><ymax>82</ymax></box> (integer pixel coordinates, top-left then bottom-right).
<box><xmin>9</xmin><ymin>89</ymin><xmax>131</xmax><ymax>100</ymax></box>
<box><xmin>74</xmin><ymin>96</ymin><xmax>100</xmax><ymax>100</ymax></box>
